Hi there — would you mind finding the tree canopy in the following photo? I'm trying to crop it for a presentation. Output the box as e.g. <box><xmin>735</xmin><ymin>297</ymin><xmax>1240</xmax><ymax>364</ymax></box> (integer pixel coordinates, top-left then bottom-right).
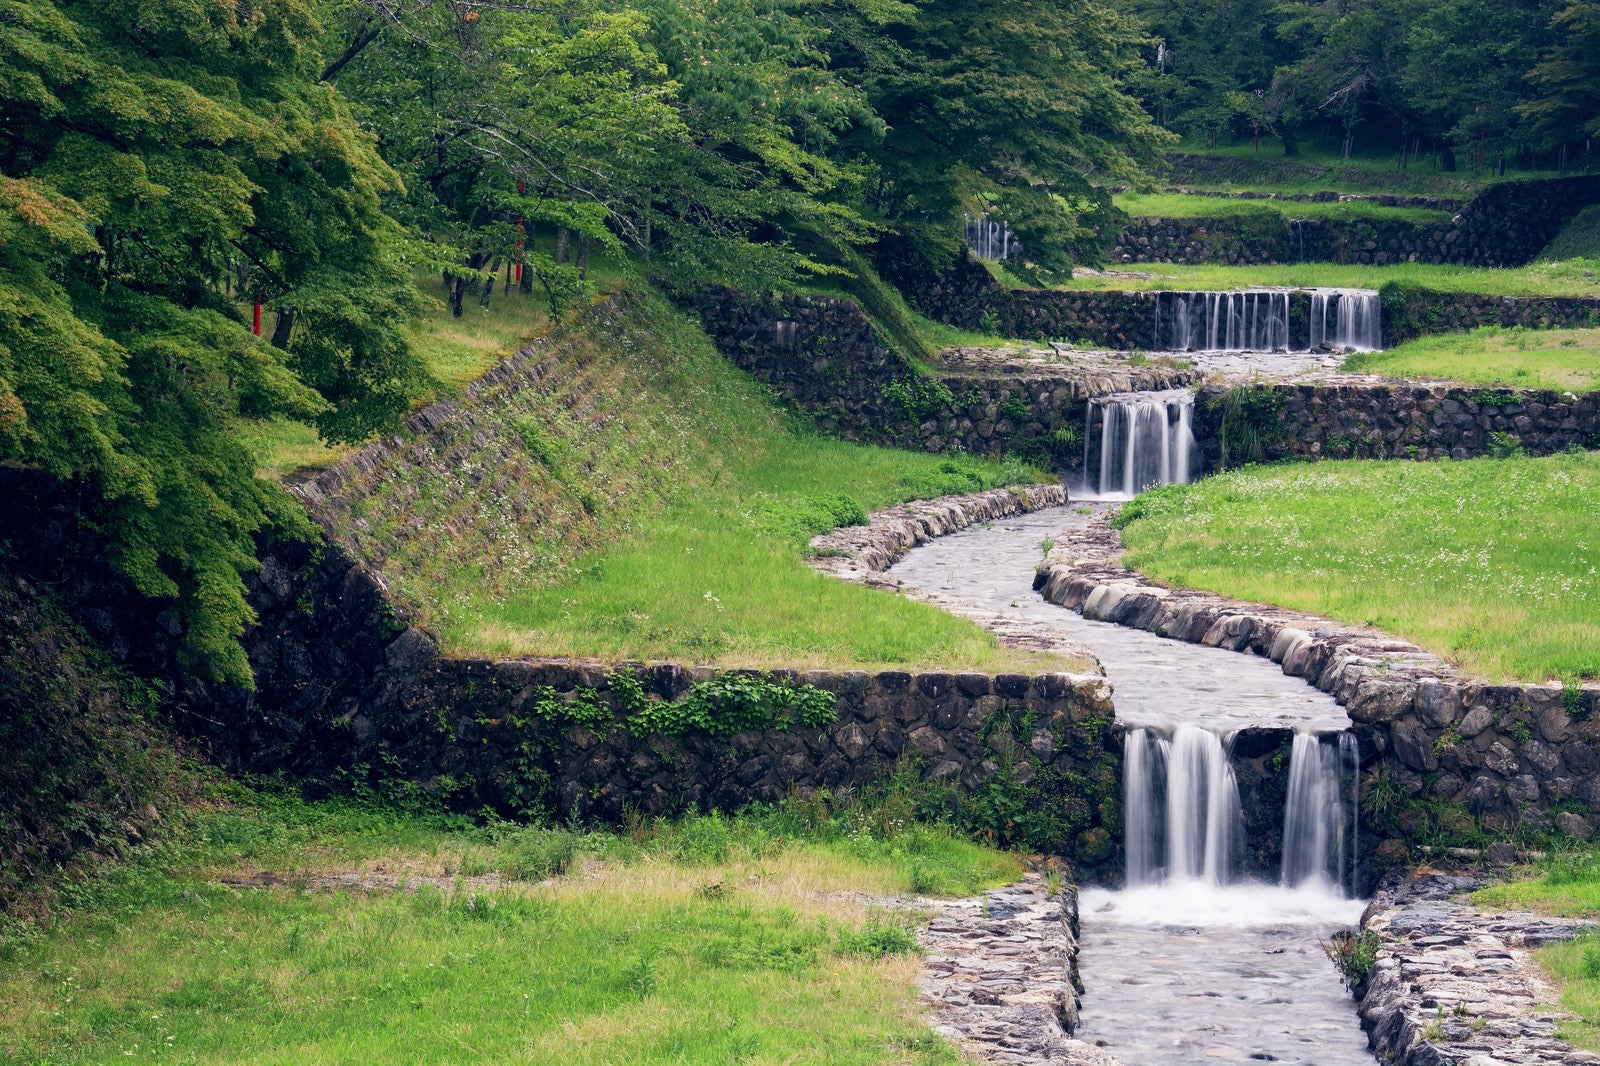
<box><xmin>0</xmin><ymin>0</ymin><xmax>426</xmax><ymax>682</ymax></box>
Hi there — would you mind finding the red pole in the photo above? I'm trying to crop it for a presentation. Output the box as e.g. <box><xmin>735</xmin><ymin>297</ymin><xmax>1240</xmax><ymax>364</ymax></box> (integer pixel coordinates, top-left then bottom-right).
<box><xmin>252</xmin><ymin>297</ymin><xmax>261</xmax><ymax>337</ymax></box>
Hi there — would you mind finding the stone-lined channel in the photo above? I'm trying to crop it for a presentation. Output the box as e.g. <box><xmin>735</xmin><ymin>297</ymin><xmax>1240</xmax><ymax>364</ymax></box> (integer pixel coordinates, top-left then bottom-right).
<box><xmin>887</xmin><ymin>505</ymin><xmax>1375</xmax><ymax>1065</ymax></box>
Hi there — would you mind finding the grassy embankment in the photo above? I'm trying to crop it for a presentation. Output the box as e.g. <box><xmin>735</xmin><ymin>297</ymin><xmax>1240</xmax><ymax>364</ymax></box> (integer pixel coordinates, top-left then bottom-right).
<box><xmin>1156</xmin><ymin>140</ymin><xmax>1535</xmax><ymax>198</ymax></box>
<box><xmin>1116</xmin><ymin>190</ymin><xmax>1453</xmax><ymax>225</ymax></box>
<box><xmin>244</xmin><ymin>271</ymin><xmax>1082</xmax><ymax>673</ymax></box>
<box><xmin>1468</xmin><ymin>854</ymin><xmax>1600</xmax><ymax>1052</ymax></box>
<box><xmin>1343</xmin><ymin>326</ymin><xmax>1600</xmax><ymax>393</ymax></box>
<box><xmin>0</xmin><ymin>783</ymin><xmax>1021</xmax><ymax>1064</ymax></box>
<box><xmin>1113</xmin><ymin>453</ymin><xmax>1600</xmax><ymax>684</ymax></box>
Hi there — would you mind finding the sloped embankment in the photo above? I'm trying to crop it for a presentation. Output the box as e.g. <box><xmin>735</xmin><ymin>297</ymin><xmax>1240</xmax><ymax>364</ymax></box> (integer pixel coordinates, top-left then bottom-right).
<box><xmin>290</xmin><ymin>294</ymin><xmax>705</xmax><ymax>617</ymax></box>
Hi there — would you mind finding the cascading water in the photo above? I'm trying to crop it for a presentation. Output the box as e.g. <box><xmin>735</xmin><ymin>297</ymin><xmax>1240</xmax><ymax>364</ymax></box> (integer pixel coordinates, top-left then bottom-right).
<box><xmin>883</xmin><ymin>508</ymin><xmax>1377</xmax><ymax>1066</ymax></box>
<box><xmin>1309</xmin><ymin>289</ymin><xmax>1383</xmax><ymax>351</ymax></box>
<box><xmin>1079</xmin><ymin>389</ymin><xmax>1194</xmax><ymax>499</ymax></box>
<box><xmin>1159</xmin><ymin>290</ymin><xmax>1292</xmax><ymax>352</ymax></box>
<box><xmin>1152</xmin><ymin>288</ymin><xmax>1382</xmax><ymax>352</ymax></box>
<box><xmin>1282</xmin><ymin>732</ymin><xmax>1362</xmax><ymax>893</ymax></box>
<box><xmin>1124</xmin><ymin>726</ymin><xmax>1359</xmax><ymax>894</ymax></box>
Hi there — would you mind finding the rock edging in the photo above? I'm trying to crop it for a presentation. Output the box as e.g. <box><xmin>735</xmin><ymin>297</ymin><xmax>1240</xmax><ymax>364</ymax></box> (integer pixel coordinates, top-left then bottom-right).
<box><xmin>917</xmin><ymin>874</ymin><xmax>1122</xmax><ymax>1065</ymax></box>
<box><xmin>1357</xmin><ymin>872</ymin><xmax>1597</xmax><ymax>1065</ymax></box>
<box><xmin>1033</xmin><ymin>514</ymin><xmax>1600</xmax><ymax>843</ymax></box>
<box><xmin>809</xmin><ymin>484</ymin><xmax>1068</xmax><ymax>580</ymax></box>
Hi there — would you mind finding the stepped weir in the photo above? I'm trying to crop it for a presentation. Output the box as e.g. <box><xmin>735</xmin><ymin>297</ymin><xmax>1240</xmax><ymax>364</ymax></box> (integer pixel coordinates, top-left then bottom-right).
<box><xmin>885</xmin><ymin>506</ymin><xmax>1374</xmax><ymax>1065</ymax></box>
<box><xmin>1152</xmin><ymin>287</ymin><xmax>1382</xmax><ymax>352</ymax></box>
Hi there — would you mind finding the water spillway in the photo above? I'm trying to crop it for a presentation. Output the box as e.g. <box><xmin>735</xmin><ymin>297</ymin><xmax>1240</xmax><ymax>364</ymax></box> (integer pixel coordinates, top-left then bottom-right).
<box><xmin>1078</xmin><ymin>388</ymin><xmax>1195</xmax><ymax>499</ymax></box>
<box><xmin>885</xmin><ymin>507</ymin><xmax>1375</xmax><ymax>1065</ymax></box>
<box><xmin>1152</xmin><ymin>287</ymin><xmax>1382</xmax><ymax>352</ymax></box>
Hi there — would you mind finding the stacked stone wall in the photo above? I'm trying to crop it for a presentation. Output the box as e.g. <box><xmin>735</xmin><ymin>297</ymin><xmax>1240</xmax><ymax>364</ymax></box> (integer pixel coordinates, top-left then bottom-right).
<box><xmin>1111</xmin><ymin>175</ymin><xmax>1600</xmax><ymax>268</ymax></box>
<box><xmin>1035</xmin><ymin>518</ymin><xmax>1600</xmax><ymax>875</ymax></box>
<box><xmin>1192</xmin><ymin>382</ymin><xmax>1600</xmax><ymax>468</ymax></box>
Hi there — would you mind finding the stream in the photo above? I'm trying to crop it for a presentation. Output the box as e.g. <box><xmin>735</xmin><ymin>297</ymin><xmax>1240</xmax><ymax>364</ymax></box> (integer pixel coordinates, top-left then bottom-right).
<box><xmin>888</xmin><ymin>506</ymin><xmax>1375</xmax><ymax>1065</ymax></box>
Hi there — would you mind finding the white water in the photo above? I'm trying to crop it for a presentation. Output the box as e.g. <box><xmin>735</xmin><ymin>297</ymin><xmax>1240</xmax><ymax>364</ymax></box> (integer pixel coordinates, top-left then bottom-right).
<box><xmin>883</xmin><ymin>508</ymin><xmax>1375</xmax><ymax>1065</ymax></box>
<box><xmin>1282</xmin><ymin>732</ymin><xmax>1362</xmax><ymax>894</ymax></box>
<box><xmin>1310</xmin><ymin>289</ymin><xmax>1383</xmax><ymax>351</ymax></box>
<box><xmin>1154</xmin><ymin>288</ymin><xmax>1381</xmax><ymax>352</ymax></box>
<box><xmin>1078</xmin><ymin>389</ymin><xmax>1194</xmax><ymax>500</ymax></box>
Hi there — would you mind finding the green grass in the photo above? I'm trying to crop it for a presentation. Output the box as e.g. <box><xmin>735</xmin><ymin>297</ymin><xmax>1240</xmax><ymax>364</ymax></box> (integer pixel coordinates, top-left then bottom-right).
<box><xmin>1117</xmin><ymin>190</ymin><xmax>1453</xmax><ymax>224</ymax></box>
<box><xmin>1469</xmin><ymin>849</ymin><xmax>1600</xmax><ymax>1052</ymax></box>
<box><xmin>1160</xmin><ymin>141</ymin><xmax>1523</xmax><ymax>198</ymax></box>
<box><xmin>367</xmin><ymin>290</ymin><xmax>1083</xmax><ymax>673</ymax></box>
<box><xmin>1543</xmin><ymin>205</ymin><xmax>1600</xmax><ymax>261</ymax></box>
<box><xmin>1113</xmin><ymin>453</ymin><xmax>1600</xmax><ymax>683</ymax></box>
<box><xmin>0</xmin><ymin>786</ymin><xmax>1022</xmax><ymax>1064</ymax></box>
<box><xmin>1343</xmin><ymin>326</ymin><xmax>1600</xmax><ymax>392</ymax></box>
<box><xmin>1063</xmin><ymin>257</ymin><xmax>1600</xmax><ymax>297</ymax></box>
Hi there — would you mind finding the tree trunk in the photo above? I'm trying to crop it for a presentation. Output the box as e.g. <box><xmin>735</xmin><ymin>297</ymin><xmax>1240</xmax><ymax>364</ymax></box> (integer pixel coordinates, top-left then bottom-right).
<box><xmin>480</xmin><ymin>257</ymin><xmax>499</xmax><ymax>309</ymax></box>
<box><xmin>577</xmin><ymin>236</ymin><xmax>590</xmax><ymax>279</ymax></box>
<box><xmin>554</xmin><ymin>228</ymin><xmax>569</xmax><ymax>265</ymax></box>
<box><xmin>270</xmin><ymin>307</ymin><xmax>296</xmax><ymax>349</ymax></box>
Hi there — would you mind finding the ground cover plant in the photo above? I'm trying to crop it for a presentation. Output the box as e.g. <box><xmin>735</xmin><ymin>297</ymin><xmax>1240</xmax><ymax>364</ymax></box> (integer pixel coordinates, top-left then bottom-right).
<box><xmin>0</xmin><ymin>785</ymin><xmax>1022</xmax><ymax>1064</ymax></box>
<box><xmin>1061</xmin><ymin>258</ymin><xmax>1600</xmax><ymax>297</ymax></box>
<box><xmin>1116</xmin><ymin>190</ymin><xmax>1453</xmax><ymax>224</ymax></box>
<box><xmin>1112</xmin><ymin>452</ymin><xmax>1600</xmax><ymax>683</ymax></box>
<box><xmin>1343</xmin><ymin>326</ymin><xmax>1600</xmax><ymax>393</ymax></box>
<box><xmin>1469</xmin><ymin>850</ymin><xmax>1600</xmax><ymax>1052</ymax></box>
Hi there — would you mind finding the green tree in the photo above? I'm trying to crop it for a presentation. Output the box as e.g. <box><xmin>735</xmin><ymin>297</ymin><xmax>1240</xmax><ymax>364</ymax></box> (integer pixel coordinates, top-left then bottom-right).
<box><xmin>1402</xmin><ymin>0</ymin><xmax>1559</xmax><ymax>170</ymax></box>
<box><xmin>1519</xmin><ymin>0</ymin><xmax>1600</xmax><ymax>152</ymax></box>
<box><xmin>856</xmin><ymin>0</ymin><xmax>1171</xmax><ymax>280</ymax></box>
<box><xmin>0</xmin><ymin>0</ymin><xmax>426</xmax><ymax>682</ymax></box>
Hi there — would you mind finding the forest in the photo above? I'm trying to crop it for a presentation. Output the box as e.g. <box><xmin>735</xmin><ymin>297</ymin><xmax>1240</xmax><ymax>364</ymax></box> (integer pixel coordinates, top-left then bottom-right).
<box><xmin>0</xmin><ymin>0</ymin><xmax>1595</xmax><ymax>685</ymax></box>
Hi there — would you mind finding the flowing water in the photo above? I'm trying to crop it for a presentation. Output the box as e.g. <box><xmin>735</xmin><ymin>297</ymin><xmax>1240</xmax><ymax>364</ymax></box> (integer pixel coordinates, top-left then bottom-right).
<box><xmin>1077</xmin><ymin>389</ymin><xmax>1195</xmax><ymax>500</ymax></box>
<box><xmin>888</xmin><ymin>507</ymin><xmax>1374</xmax><ymax>1065</ymax></box>
<box><xmin>1151</xmin><ymin>288</ymin><xmax>1382</xmax><ymax>353</ymax></box>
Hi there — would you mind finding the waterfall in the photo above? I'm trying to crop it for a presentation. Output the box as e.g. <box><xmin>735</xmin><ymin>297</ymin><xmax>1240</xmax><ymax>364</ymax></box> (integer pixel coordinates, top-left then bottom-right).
<box><xmin>1308</xmin><ymin>290</ymin><xmax>1382</xmax><ymax>351</ymax></box>
<box><xmin>1125</xmin><ymin>727</ymin><xmax>1358</xmax><ymax>895</ymax></box>
<box><xmin>1081</xmin><ymin>389</ymin><xmax>1194</xmax><ymax>499</ymax></box>
<box><xmin>1155</xmin><ymin>288</ymin><xmax>1381</xmax><ymax>352</ymax></box>
<box><xmin>1281</xmin><ymin>733</ymin><xmax>1361</xmax><ymax>893</ymax></box>
<box><xmin>1124</xmin><ymin>726</ymin><xmax>1239</xmax><ymax>888</ymax></box>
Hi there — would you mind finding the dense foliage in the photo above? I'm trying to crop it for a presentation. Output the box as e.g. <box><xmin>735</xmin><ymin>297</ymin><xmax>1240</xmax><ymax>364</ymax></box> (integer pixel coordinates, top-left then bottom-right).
<box><xmin>0</xmin><ymin>0</ymin><xmax>428</xmax><ymax>681</ymax></box>
<box><xmin>1122</xmin><ymin>0</ymin><xmax>1600</xmax><ymax>169</ymax></box>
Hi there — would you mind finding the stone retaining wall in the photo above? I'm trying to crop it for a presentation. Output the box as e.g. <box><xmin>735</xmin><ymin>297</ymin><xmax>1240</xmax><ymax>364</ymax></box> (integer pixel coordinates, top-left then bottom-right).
<box><xmin>1034</xmin><ymin>517</ymin><xmax>1600</xmax><ymax>875</ymax></box>
<box><xmin>186</xmin><ymin>487</ymin><xmax>1124</xmax><ymax>875</ymax></box>
<box><xmin>1193</xmin><ymin>381</ymin><xmax>1600</xmax><ymax>468</ymax></box>
<box><xmin>880</xmin><ymin>245</ymin><xmax>1600</xmax><ymax>352</ymax></box>
<box><xmin>1113</xmin><ymin>175</ymin><xmax>1600</xmax><ymax>268</ymax></box>
<box><xmin>690</xmin><ymin>285</ymin><xmax>1193</xmax><ymax>466</ymax></box>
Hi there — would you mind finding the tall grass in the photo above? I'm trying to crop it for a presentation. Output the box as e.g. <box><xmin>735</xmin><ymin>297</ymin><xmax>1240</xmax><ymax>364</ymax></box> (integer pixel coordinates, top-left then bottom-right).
<box><xmin>1063</xmin><ymin>258</ymin><xmax>1600</xmax><ymax>297</ymax></box>
<box><xmin>0</xmin><ymin>787</ymin><xmax>1020</xmax><ymax>1064</ymax></box>
<box><xmin>1343</xmin><ymin>326</ymin><xmax>1600</xmax><ymax>392</ymax></box>
<box><xmin>1114</xmin><ymin>453</ymin><xmax>1600</xmax><ymax>682</ymax></box>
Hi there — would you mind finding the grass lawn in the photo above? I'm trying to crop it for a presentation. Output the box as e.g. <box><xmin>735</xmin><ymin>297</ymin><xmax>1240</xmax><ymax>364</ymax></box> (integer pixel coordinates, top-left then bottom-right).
<box><xmin>1343</xmin><ymin>326</ymin><xmax>1600</xmax><ymax>393</ymax></box>
<box><xmin>1116</xmin><ymin>190</ymin><xmax>1452</xmax><ymax>224</ymax></box>
<box><xmin>1112</xmin><ymin>452</ymin><xmax>1600</xmax><ymax>683</ymax></box>
<box><xmin>1469</xmin><ymin>850</ymin><xmax>1600</xmax><ymax>1052</ymax></box>
<box><xmin>1061</xmin><ymin>257</ymin><xmax>1600</xmax><ymax>297</ymax></box>
<box><xmin>0</xmin><ymin>787</ymin><xmax>1022</xmax><ymax>1064</ymax></box>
